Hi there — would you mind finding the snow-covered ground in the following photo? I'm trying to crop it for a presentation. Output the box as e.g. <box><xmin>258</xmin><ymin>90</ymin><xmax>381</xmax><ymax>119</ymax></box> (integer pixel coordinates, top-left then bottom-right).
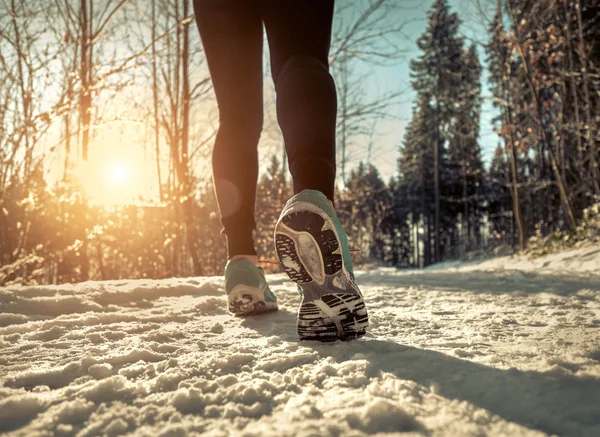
<box><xmin>1</xmin><ymin>246</ymin><xmax>600</xmax><ymax>436</ymax></box>
<box><xmin>427</xmin><ymin>243</ymin><xmax>600</xmax><ymax>275</ymax></box>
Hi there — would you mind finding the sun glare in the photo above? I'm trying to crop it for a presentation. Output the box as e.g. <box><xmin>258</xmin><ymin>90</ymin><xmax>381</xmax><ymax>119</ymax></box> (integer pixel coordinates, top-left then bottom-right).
<box><xmin>68</xmin><ymin>123</ymin><xmax>161</xmax><ymax>207</ymax></box>
<box><xmin>73</xmin><ymin>159</ymin><xmax>137</xmax><ymax>207</ymax></box>
<box><xmin>108</xmin><ymin>161</ymin><xmax>131</xmax><ymax>185</ymax></box>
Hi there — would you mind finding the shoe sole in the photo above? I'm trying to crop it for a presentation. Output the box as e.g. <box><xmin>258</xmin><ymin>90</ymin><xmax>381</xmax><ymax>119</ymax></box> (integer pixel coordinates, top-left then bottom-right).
<box><xmin>275</xmin><ymin>202</ymin><xmax>369</xmax><ymax>341</ymax></box>
<box><xmin>228</xmin><ymin>285</ymin><xmax>279</xmax><ymax>317</ymax></box>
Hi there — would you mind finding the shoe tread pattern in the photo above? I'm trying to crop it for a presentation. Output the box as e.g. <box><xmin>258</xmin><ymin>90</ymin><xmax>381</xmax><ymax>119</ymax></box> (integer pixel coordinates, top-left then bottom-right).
<box><xmin>297</xmin><ymin>293</ymin><xmax>368</xmax><ymax>341</ymax></box>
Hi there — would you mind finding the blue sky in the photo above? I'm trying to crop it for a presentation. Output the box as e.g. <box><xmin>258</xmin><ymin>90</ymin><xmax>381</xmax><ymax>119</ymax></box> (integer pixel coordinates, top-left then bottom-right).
<box><xmin>352</xmin><ymin>0</ymin><xmax>499</xmax><ymax>181</ymax></box>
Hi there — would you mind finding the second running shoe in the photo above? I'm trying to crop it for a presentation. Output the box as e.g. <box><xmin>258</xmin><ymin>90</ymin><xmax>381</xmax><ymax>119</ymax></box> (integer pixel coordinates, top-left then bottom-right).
<box><xmin>225</xmin><ymin>258</ymin><xmax>278</xmax><ymax>316</ymax></box>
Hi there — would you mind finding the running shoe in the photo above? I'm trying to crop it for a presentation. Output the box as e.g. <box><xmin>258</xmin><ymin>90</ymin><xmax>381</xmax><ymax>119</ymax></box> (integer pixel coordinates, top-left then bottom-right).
<box><xmin>225</xmin><ymin>258</ymin><xmax>278</xmax><ymax>316</ymax></box>
<box><xmin>274</xmin><ymin>190</ymin><xmax>369</xmax><ymax>341</ymax></box>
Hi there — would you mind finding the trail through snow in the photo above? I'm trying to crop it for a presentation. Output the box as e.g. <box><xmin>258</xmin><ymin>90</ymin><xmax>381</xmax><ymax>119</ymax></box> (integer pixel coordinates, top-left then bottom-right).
<box><xmin>1</xmin><ymin>245</ymin><xmax>600</xmax><ymax>436</ymax></box>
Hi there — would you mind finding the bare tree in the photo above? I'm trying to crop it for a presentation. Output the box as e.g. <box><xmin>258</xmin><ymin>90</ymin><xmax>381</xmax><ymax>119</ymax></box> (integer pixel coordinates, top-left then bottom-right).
<box><xmin>330</xmin><ymin>0</ymin><xmax>414</xmax><ymax>185</ymax></box>
<box><xmin>506</xmin><ymin>2</ymin><xmax>577</xmax><ymax>231</ymax></box>
<box><xmin>132</xmin><ymin>0</ymin><xmax>212</xmax><ymax>276</ymax></box>
<box><xmin>0</xmin><ymin>0</ymin><xmax>73</xmax><ymax>272</ymax></box>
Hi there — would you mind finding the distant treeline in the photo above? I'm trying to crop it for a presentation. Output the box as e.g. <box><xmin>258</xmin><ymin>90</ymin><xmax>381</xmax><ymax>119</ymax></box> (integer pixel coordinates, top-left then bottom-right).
<box><xmin>393</xmin><ymin>0</ymin><xmax>600</xmax><ymax>265</ymax></box>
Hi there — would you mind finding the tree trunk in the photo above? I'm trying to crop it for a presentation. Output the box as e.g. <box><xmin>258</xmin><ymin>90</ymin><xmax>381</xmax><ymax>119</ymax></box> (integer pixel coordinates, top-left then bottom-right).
<box><xmin>502</xmin><ymin>74</ymin><xmax>527</xmax><ymax>250</ymax></box>
<box><xmin>575</xmin><ymin>0</ymin><xmax>599</xmax><ymax>196</ymax></box>
<box><xmin>80</xmin><ymin>0</ymin><xmax>91</xmax><ymax>161</ymax></box>
<box><xmin>433</xmin><ymin>104</ymin><xmax>441</xmax><ymax>263</ymax></box>
<box><xmin>152</xmin><ymin>0</ymin><xmax>163</xmax><ymax>201</ymax></box>
<box><xmin>181</xmin><ymin>0</ymin><xmax>201</xmax><ymax>276</ymax></box>
<box><xmin>414</xmin><ymin>216</ymin><xmax>420</xmax><ymax>268</ymax></box>
<box><xmin>463</xmin><ymin>160</ymin><xmax>468</xmax><ymax>253</ymax></box>
<box><xmin>562</xmin><ymin>0</ymin><xmax>584</xmax><ymax>171</ymax></box>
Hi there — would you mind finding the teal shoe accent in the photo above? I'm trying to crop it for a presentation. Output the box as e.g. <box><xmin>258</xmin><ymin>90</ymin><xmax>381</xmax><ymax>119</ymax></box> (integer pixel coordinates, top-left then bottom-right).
<box><xmin>225</xmin><ymin>260</ymin><xmax>260</xmax><ymax>294</ymax></box>
<box><xmin>224</xmin><ymin>258</ymin><xmax>278</xmax><ymax>316</ymax></box>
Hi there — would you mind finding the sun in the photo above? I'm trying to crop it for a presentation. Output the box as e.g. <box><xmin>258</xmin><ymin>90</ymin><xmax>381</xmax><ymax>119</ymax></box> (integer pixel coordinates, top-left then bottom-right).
<box><xmin>69</xmin><ymin>123</ymin><xmax>161</xmax><ymax>207</ymax></box>
<box><xmin>107</xmin><ymin>161</ymin><xmax>131</xmax><ymax>185</ymax></box>
<box><xmin>73</xmin><ymin>156</ymin><xmax>152</xmax><ymax>207</ymax></box>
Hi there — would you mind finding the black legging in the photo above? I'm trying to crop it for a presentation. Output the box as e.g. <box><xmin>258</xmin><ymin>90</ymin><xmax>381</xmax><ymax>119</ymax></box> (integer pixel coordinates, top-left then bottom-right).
<box><xmin>193</xmin><ymin>0</ymin><xmax>337</xmax><ymax>258</ymax></box>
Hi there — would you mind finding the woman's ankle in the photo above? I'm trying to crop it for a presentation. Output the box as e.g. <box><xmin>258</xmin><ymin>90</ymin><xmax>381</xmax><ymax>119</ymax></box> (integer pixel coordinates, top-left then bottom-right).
<box><xmin>298</xmin><ymin>189</ymin><xmax>335</xmax><ymax>209</ymax></box>
<box><xmin>228</xmin><ymin>254</ymin><xmax>259</xmax><ymax>265</ymax></box>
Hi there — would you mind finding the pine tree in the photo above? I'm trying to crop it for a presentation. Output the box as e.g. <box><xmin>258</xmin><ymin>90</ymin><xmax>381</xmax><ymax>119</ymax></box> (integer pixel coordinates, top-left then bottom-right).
<box><xmin>385</xmin><ymin>177</ymin><xmax>415</xmax><ymax>267</ymax></box>
<box><xmin>397</xmin><ymin>95</ymin><xmax>436</xmax><ymax>266</ymax></box>
<box><xmin>339</xmin><ymin>163</ymin><xmax>391</xmax><ymax>264</ymax></box>
<box><xmin>448</xmin><ymin>44</ymin><xmax>485</xmax><ymax>253</ymax></box>
<box><xmin>410</xmin><ymin>0</ymin><xmax>465</xmax><ymax>261</ymax></box>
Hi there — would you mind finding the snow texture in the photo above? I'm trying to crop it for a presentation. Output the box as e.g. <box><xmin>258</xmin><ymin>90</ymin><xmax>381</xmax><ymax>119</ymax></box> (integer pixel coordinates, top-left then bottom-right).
<box><xmin>1</xmin><ymin>246</ymin><xmax>600</xmax><ymax>436</ymax></box>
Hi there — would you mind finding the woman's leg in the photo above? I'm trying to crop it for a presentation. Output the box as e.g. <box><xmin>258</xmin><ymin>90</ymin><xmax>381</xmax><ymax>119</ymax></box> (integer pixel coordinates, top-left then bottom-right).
<box><xmin>261</xmin><ymin>0</ymin><xmax>337</xmax><ymax>202</ymax></box>
<box><xmin>193</xmin><ymin>0</ymin><xmax>263</xmax><ymax>258</ymax></box>
<box><xmin>266</xmin><ymin>2</ymin><xmax>369</xmax><ymax>341</ymax></box>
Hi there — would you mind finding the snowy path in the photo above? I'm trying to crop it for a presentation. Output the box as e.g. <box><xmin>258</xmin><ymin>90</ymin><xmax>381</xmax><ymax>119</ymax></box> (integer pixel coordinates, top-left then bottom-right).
<box><xmin>1</xmin><ymin>254</ymin><xmax>600</xmax><ymax>436</ymax></box>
